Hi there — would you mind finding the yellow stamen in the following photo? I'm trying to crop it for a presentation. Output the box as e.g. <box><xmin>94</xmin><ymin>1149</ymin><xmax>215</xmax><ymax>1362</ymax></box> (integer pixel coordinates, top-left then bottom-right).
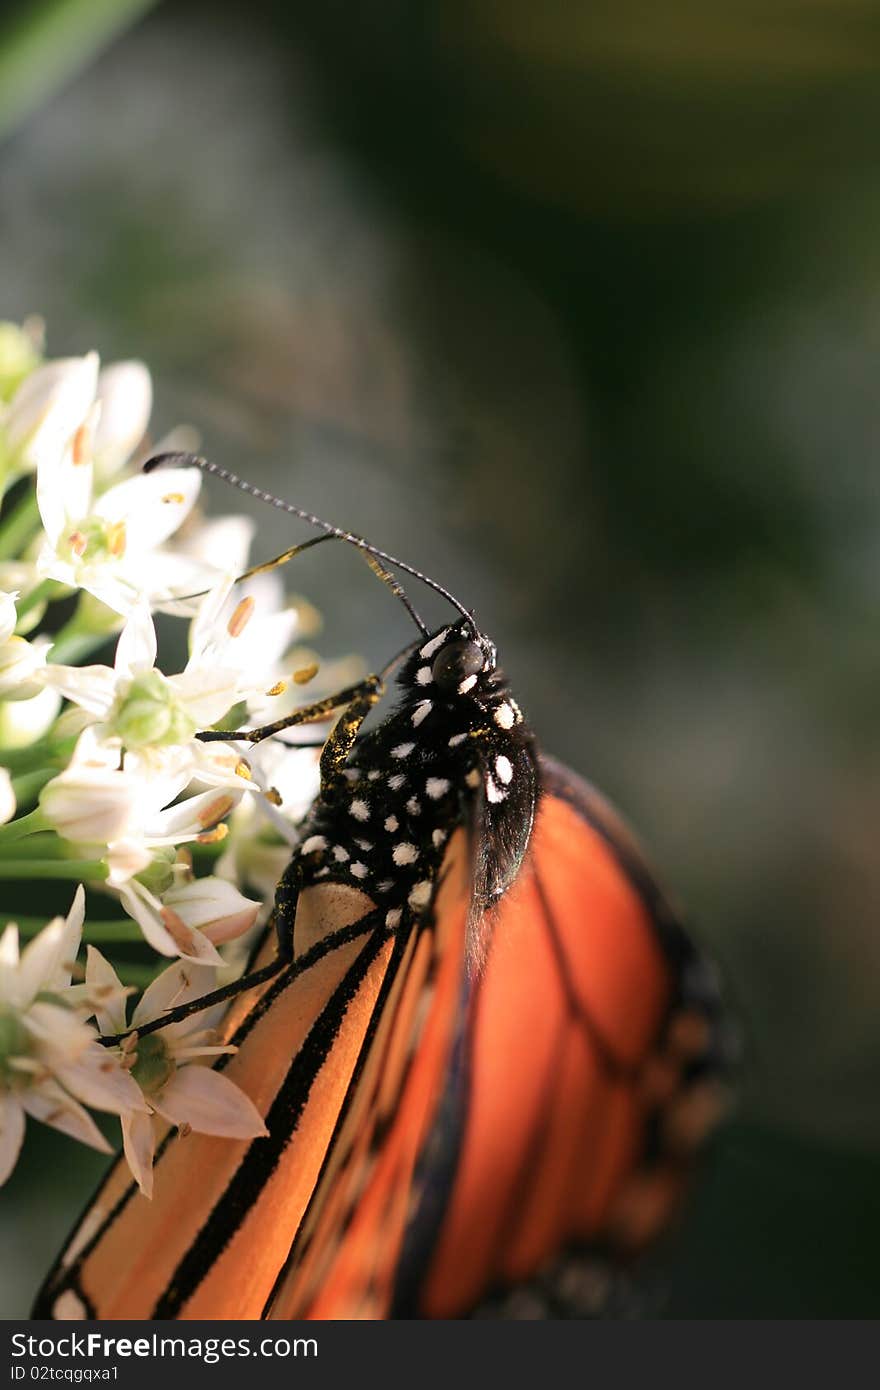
<box><xmin>197</xmin><ymin>824</ymin><xmax>229</xmax><ymax>845</ymax></box>
<box><xmin>293</xmin><ymin>663</ymin><xmax>319</xmax><ymax>685</ymax></box>
<box><xmin>265</xmin><ymin>680</ymin><xmax>287</xmax><ymax>697</ymax></box>
<box><xmin>161</xmin><ymin>492</ymin><xmax>185</xmax><ymax>504</ymax></box>
<box><xmin>227</xmin><ymin>597</ymin><xmax>254</xmax><ymax>638</ymax></box>
<box><xmin>68</xmin><ymin>530</ymin><xmax>86</xmax><ymax>556</ymax></box>
<box><xmin>197</xmin><ymin>794</ymin><xmax>235</xmax><ymax>829</ymax></box>
<box><xmin>160</xmin><ymin>906</ymin><xmax>196</xmax><ymax>952</ymax></box>
<box><xmin>234</xmin><ymin>759</ymin><xmax>253</xmax><ymax>780</ymax></box>
<box><xmin>265</xmin><ymin>786</ymin><xmax>283</xmax><ymax>807</ymax></box>
<box><xmin>107</xmin><ymin>519</ymin><xmax>127</xmax><ymax>557</ymax></box>
<box><xmin>72</xmin><ymin>423</ymin><xmax>90</xmax><ymax>465</ymax></box>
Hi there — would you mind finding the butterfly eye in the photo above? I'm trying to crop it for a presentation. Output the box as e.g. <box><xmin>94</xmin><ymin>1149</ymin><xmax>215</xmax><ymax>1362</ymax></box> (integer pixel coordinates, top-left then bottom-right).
<box><xmin>432</xmin><ymin>639</ymin><xmax>485</xmax><ymax>692</ymax></box>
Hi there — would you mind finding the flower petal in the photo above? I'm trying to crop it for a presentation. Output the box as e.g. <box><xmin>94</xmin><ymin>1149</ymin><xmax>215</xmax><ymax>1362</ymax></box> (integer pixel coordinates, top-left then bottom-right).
<box><xmin>164</xmin><ymin>877</ymin><xmax>260</xmax><ymax>946</ymax></box>
<box><xmin>0</xmin><ymin>1094</ymin><xmax>26</xmax><ymax>1186</ymax></box>
<box><xmin>114</xmin><ymin>602</ymin><xmax>157</xmax><ymax>681</ymax></box>
<box><xmin>131</xmin><ymin>957</ymin><xmax>217</xmax><ymax>1029</ymax></box>
<box><xmin>55</xmin><ymin>1040</ymin><xmax>147</xmax><ymax>1116</ymax></box>
<box><xmin>84</xmin><ymin>946</ymin><xmax>129</xmax><ymax>1035</ymax></box>
<box><xmin>22</xmin><ymin>1077</ymin><xmax>112</xmax><ymax>1154</ymax></box>
<box><xmin>93</xmin><ymin>361</ymin><xmax>152</xmax><ymax>480</ymax></box>
<box><xmin>94</xmin><ymin>467</ymin><xmax>201</xmax><ymax>551</ymax></box>
<box><xmin>121</xmin><ymin>1110</ymin><xmax>156</xmax><ymax>1198</ymax></box>
<box><xmin>152</xmin><ymin>1065</ymin><xmax>267</xmax><ymax>1139</ymax></box>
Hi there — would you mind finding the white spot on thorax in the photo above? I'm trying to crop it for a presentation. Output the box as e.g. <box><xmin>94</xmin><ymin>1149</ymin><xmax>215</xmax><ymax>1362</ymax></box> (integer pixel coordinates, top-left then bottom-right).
<box><xmin>392</xmin><ymin>842</ymin><xmax>419</xmax><ymax>866</ymax></box>
<box><xmin>354</xmin><ymin>838</ymin><xmax>373</xmax><ymax>851</ymax></box>
<box><xmin>432</xmin><ymin>828</ymin><xmax>447</xmax><ymax>848</ymax></box>
<box><xmin>426</xmin><ymin>777</ymin><xmax>450</xmax><ymax>799</ymax></box>
<box><xmin>495</xmin><ymin>755</ymin><xmax>513</xmax><ymax>784</ymax></box>
<box><xmin>300</xmin><ymin>835</ymin><xmax>327</xmax><ymax>856</ymax></box>
<box><xmin>333</xmin><ymin>845</ymin><xmax>350</xmax><ymax>862</ymax></box>
<box><xmin>343</xmin><ymin>767</ymin><xmax>361</xmax><ymax>782</ymax></box>
<box><xmin>415</xmin><ymin>665</ymin><xmax>432</xmax><ymax>685</ymax></box>
<box><xmin>392</xmin><ymin>742</ymin><xmax>415</xmax><ymax>759</ymax></box>
<box><xmin>465</xmin><ymin>768</ymin><xmax>480</xmax><ymax>788</ymax></box>
<box><xmin>376</xmin><ymin>879</ymin><xmax>393</xmax><ymax>892</ymax></box>
<box><xmin>494</xmin><ymin>702</ymin><xmax>514</xmax><ymax>729</ymax></box>
<box><xmin>384</xmin><ymin>815</ymin><xmax>399</xmax><ymax>832</ymax></box>
<box><xmin>419</xmin><ymin>629</ymin><xmax>449</xmax><ymax>659</ymax></box>
<box><xmin>367</xmin><ymin>769</ymin><xmax>381</xmax><ymax>781</ymax></box>
<box><xmin>349</xmin><ymin>798</ymin><xmax>370</xmax><ymax>822</ymax></box>
<box><xmin>412</xmin><ymin>700</ymin><xmax>432</xmax><ymax>727</ymax></box>
<box><xmin>458</xmin><ymin>674</ymin><xmax>477</xmax><ymax>694</ymax></box>
<box><xmin>388</xmin><ymin>773</ymin><xmax>406</xmax><ymax>791</ymax></box>
<box><xmin>448</xmin><ymin>732</ymin><xmax>467</xmax><ymax>747</ymax></box>
<box><xmin>350</xmin><ymin>862</ymin><xmax>369</xmax><ymax>880</ymax></box>
<box><xmin>406</xmin><ymin>796</ymin><xmax>421</xmax><ymax>815</ymax></box>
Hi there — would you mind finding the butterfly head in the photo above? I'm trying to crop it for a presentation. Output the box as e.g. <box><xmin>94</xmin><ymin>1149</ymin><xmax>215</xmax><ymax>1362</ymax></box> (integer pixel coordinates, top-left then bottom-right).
<box><xmin>400</xmin><ymin>618</ymin><xmax>498</xmax><ymax>700</ymax></box>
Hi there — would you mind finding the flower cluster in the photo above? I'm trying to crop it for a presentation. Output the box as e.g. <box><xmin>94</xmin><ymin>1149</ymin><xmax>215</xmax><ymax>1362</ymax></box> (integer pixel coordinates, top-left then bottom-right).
<box><xmin>0</xmin><ymin>320</ymin><xmax>329</xmax><ymax>1190</ymax></box>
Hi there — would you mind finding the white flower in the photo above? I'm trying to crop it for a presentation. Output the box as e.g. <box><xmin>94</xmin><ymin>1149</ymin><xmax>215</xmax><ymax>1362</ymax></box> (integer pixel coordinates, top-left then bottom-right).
<box><xmin>35</xmin><ymin>442</ymin><xmax>204</xmax><ymax>616</ymax></box>
<box><xmin>0</xmin><ymin>684</ymin><xmax>61</xmax><ymax>749</ymax></box>
<box><xmin>0</xmin><ymin>590</ymin><xmax>50</xmax><ymax>700</ymax></box>
<box><xmin>115</xmin><ymin>870</ymin><xmax>258</xmax><ymax>966</ymax></box>
<box><xmin>40</xmin><ymin>741</ymin><xmax>140</xmax><ymax>845</ymax></box>
<box><xmin>0</xmin><ymin>353</ymin><xmax>97</xmax><ymax>480</ymax></box>
<box><xmin>0</xmin><ymin>888</ymin><xmax>146</xmax><ymax>1186</ymax></box>
<box><xmin>86</xmin><ymin>952</ymin><xmax>267</xmax><ymax>1197</ymax></box>
<box><xmin>92</xmin><ymin>361</ymin><xmax>152</xmax><ymax>482</ymax></box>
<box><xmin>0</xmin><ymin>769</ymin><xmax>14</xmax><ymax>826</ymax></box>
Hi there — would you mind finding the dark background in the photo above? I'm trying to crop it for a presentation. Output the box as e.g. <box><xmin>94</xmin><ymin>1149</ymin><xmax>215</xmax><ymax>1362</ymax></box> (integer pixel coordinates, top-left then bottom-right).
<box><xmin>1</xmin><ymin>0</ymin><xmax>879</xmax><ymax>1316</ymax></box>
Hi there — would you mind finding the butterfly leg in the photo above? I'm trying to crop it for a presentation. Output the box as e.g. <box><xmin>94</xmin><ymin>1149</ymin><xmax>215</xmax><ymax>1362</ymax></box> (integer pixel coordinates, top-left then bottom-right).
<box><xmin>195</xmin><ymin>675</ymin><xmax>384</xmax><ymax>749</ymax></box>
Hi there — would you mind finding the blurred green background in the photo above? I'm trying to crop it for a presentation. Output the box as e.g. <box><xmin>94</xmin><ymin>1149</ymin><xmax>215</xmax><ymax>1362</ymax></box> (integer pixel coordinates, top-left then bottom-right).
<box><xmin>2</xmin><ymin>0</ymin><xmax>880</xmax><ymax>1317</ymax></box>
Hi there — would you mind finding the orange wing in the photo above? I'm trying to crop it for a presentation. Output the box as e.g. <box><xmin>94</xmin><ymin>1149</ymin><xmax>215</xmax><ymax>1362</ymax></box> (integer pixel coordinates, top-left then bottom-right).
<box><xmin>406</xmin><ymin>758</ymin><xmax>729</xmax><ymax>1318</ymax></box>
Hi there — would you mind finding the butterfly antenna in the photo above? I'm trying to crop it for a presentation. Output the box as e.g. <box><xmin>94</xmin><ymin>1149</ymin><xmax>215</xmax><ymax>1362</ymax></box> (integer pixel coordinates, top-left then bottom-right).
<box><xmin>145</xmin><ymin>452</ymin><xmax>475</xmax><ymax>636</ymax></box>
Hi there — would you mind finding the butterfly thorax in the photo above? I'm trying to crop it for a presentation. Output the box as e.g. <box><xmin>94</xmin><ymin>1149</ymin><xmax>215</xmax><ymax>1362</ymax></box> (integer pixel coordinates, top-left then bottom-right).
<box><xmin>287</xmin><ymin>620</ymin><xmax>538</xmax><ymax>933</ymax></box>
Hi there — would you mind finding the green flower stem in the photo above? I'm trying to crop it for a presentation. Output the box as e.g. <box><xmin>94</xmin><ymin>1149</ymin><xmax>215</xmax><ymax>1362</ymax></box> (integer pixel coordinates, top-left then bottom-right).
<box><xmin>0</xmin><ymin>805</ymin><xmax>49</xmax><ymax>843</ymax></box>
<box><xmin>0</xmin><ymin>831</ymin><xmax>64</xmax><ymax>859</ymax></box>
<box><xmin>0</xmin><ymin>488</ymin><xmax>39</xmax><ymax>559</ymax></box>
<box><xmin>0</xmin><ymin>736</ymin><xmax>57</xmax><ymax>772</ymax></box>
<box><xmin>9</xmin><ymin>767</ymin><xmax>56</xmax><ymax>806</ymax></box>
<box><xmin>48</xmin><ymin>623</ymin><xmax>113</xmax><ymax>666</ymax></box>
<box><xmin>0</xmin><ymin>858</ymin><xmax>108</xmax><ymax>880</ymax></box>
<box><xmin>0</xmin><ymin>914</ymin><xmax>142</xmax><ymax>942</ymax></box>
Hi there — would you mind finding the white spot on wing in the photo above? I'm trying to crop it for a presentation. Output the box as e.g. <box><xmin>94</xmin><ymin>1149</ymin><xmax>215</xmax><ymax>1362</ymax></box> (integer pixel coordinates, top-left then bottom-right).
<box><xmin>349</xmin><ymin>798</ymin><xmax>370</xmax><ymax>822</ymax></box>
<box><xmin>486</xmin><ymin>775</ymin><xmax>506</xmax><ymax>803</ymax></box>
<box><xmin>388</xmin><ymin>773</ymin><xmax>406</xmax><ymax>791</ymax></box>
<box><xmin>495</xmin><ymin>755</ymin><xmax>513</xmax><ymax>784</ymax></box>
<box><xmin>432</xmin><ymin>828</ymin><xmax>447</xmax><ymax>848</ymax></box>
<box><xmin>408</xmin><ymin>880</ymin><xmax>432</xmax><ymax>909</ymax></box>
<box><xmin>392</xmin><ymin>742</ymin><xmax>415</xmax><ymax>759</ymax></box>
<box><xmin>386</xmin><ymin>908</ymin><xmax>402</xmax><ymax>928</ymax></box>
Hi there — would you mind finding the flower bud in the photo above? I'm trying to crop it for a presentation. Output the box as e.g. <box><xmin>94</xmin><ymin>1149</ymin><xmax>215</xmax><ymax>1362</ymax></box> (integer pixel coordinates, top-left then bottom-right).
<box><xmin>40</xmin><ymin>763</ymin><xmax>137</xmax><ymax>845</ymax></box>
<box><xmin>3</xmin><ymin>353</ymin><xmax>98</xmax><ymax>474</ymax></box>
<box><xmin>111</xmin><ymin>670</ymin><xmax>197</xmax><ymax>749</ymax></box>
<box><xmin>0</xmin><ymin>634</ymin><xmax>46</xmax><ymax>699</ymax></box>
<box><xmin>0</xmin><ymin>320</ymin><xmax>42</xmax><ymax>402</ymax></box>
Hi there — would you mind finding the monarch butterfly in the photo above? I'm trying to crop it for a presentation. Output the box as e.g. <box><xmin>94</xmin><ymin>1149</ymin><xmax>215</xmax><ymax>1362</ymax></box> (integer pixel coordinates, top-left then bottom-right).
<box><xmin>35</xmin><ymin>455</ymin><xmax>730</xmax><ymax>1321</ymax></box>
